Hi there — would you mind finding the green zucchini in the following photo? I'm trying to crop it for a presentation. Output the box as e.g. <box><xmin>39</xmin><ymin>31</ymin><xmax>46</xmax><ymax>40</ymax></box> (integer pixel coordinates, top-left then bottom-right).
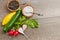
<box><xmin>3</xmin><ymin>9</ymin><xmax>22</xmax><ymax>32</ymax></box>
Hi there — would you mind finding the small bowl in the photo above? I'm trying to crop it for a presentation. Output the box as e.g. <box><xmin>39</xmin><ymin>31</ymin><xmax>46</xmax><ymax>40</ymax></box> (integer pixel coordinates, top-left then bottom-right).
<box><xmin>22</xmin><ymin>3</ymin><xmax>34</xmax><ymax>17</ymax></box>
<box><xmin>7</xmin><ymin>0</ymin><xmax>20</xmax><ymax>11</ymax></box>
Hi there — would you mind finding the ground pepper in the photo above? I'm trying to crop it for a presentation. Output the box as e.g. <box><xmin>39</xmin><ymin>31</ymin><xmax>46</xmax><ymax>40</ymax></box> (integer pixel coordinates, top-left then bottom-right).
<box><xmin>8</xmin><ymin>1</ymin><xmax>19</xmax><ymax>10</ymax></box>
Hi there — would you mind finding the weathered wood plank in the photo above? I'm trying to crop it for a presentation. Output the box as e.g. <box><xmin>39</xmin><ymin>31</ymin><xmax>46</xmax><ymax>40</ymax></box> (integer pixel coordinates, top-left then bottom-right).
<box><xmin>0</xmin><ymin>0</ymin><xmax>60</xmax><ymax>40</ymax></box>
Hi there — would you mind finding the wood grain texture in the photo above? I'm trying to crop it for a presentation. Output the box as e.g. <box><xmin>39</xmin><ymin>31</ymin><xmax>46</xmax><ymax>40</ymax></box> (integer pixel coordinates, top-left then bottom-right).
<box><xmin>0</xmin><ymin>0</ymin><xmax>60</xmax><ymax>40</ymax></box>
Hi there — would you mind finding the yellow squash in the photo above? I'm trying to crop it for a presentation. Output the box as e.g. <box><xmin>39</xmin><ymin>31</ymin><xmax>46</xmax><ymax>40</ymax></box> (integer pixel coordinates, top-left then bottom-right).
<box><xmin>2</xmin><ymin>12</ymin><xmax>16</xmax><ymax>25</ymax></box>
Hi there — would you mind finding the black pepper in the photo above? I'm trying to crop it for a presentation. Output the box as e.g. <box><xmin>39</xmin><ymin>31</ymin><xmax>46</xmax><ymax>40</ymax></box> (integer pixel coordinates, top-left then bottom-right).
<box><xmin>8</xmin><ymin>1</ymin><xmax>19</xmax><ymax>10</ymax></box>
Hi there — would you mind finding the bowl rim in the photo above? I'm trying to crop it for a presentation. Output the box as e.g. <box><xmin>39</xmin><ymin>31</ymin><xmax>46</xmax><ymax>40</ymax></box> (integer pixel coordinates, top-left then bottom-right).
<box><xmin>7</xmin><ymin>0</ymin><xmax>20</xmax><ymax>11</ymax></box>
<box><xmin>22</xmin><ymin>4</ymin><xmax>34</xmax><ymax>17</ymax></box>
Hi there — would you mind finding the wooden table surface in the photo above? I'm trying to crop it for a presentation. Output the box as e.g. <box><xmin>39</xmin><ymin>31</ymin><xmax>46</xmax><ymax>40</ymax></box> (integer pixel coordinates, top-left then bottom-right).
<box><xmin>0</xmin><ymin>0</ymin><xmax>60</xmax><ymax>40</ymax></box>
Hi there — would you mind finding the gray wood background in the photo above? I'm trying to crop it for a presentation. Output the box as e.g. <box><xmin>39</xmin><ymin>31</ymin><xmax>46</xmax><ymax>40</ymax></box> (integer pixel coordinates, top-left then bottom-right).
<box><xmin>0</xmin><ymin>0</ymin><xmax>60</xmax><ymax>40</ymax></box>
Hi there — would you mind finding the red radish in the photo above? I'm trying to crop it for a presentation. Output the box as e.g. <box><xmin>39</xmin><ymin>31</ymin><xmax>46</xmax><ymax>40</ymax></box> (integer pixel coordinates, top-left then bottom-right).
<box><xmin>13</xmin><ymin>30</ymin><xmax>19</xmax><ymax>36</ymax></box>
<box><xmin>8</xmin><ymin>30</ymin><xmax>14</xmax><ymax>36</ymax></box>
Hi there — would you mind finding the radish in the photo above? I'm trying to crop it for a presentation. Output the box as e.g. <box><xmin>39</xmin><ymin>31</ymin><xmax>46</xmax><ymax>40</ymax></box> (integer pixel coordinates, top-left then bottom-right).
<box><xmin>13</xmin><ymin>30</ymin><xmax>19</xmax><ymax>36</ymax></box>
<box><xmin>8</xmin><ymin>30</ymin><xmax>14</xmax><ymax>36</ymax></box>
